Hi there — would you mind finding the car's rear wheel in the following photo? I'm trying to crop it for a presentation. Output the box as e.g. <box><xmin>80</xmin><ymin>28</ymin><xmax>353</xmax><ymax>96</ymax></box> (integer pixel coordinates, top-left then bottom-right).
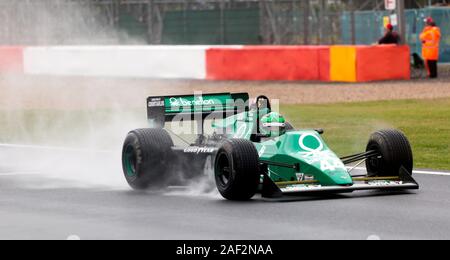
<box><xmin>366</xmin><ymin>129</ymin><xmax>413</xmax><ymax>177</ymax></box>
<box><xmin>122</xmin><ymin>128</ymin><xmax>174</xmax><ymax>190</ymax></box>
<box><xmin>215</xmin><ymin>139</ymin><xmax>260</xmax><ymax>201</ymax></box>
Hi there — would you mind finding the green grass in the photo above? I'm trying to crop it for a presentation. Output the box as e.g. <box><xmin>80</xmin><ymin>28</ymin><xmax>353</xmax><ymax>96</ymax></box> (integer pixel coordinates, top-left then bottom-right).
<box><xmin>282</xmin><ymin>98</ymin><xmax>450</xmax><ymax>170</ymax></box>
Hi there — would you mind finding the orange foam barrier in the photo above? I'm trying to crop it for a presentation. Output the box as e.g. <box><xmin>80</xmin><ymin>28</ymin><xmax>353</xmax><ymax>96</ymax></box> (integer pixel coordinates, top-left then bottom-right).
<box><xmin>207</xmin><ymin>45</ymin><xmax>410</xmax><ymax>82</ymax></box>
<box><xmin>0</xmin><ymin>46</ymin><xmax>24</xmax><ymax>73</ymax></box>
<box><xmin>356</xmin><ymin>45</ymin><xmax>410</xmax><ymax>82</ymax></box>
<box><xmin>330</xmin><ymin>45</ymin><xmax>410</xmax><ymax>82</ymax></box>
<box><xmin>318</xmin><ymin>47</ymin><xmax>330</xmax><ymax>82</ymax></box>
<box><xmin>330</xmin><ymin>46</ymin><xmax>357</xmax><ymax>82</ymax></box>
<box><xmin>206</xmin><ymin>46</ymin><xmax>330</xmax><ymax>81</ymax></box>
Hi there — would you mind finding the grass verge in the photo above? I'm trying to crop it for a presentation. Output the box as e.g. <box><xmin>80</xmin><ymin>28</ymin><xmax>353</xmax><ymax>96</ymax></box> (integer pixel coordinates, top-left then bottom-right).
<box><xmin>282</xmin><ymin>98</ymin><xmax>450</xmax><ymax>170</ymax></box>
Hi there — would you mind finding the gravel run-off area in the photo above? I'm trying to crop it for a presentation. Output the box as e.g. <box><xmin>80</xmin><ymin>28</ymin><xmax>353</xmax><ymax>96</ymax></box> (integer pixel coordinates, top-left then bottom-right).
<box><xmin>0</xmin><ymin>75</ymin><xmax>449</xmax><ymax>110</ymax></box>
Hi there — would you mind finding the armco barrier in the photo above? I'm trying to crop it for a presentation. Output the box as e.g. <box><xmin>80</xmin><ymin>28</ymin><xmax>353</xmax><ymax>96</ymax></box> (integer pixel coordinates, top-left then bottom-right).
<box><xmin>0</xmin><ymin>46</ymin><xmax>24</xmax><ymax>73</ymax></box>
<box><xmin>206</xmin><ymin>46</ymin><xmax>330</xmax><ymax>81</ymax></box>
<box><xmin>0</xmin><ymin>45</ymin><xmax>410</xmax><ymax>82</ymax></box>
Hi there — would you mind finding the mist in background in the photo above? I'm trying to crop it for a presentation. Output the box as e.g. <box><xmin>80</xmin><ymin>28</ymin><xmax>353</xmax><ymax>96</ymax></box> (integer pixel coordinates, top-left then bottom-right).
<box><xmin>0</xmin><ymin>0</ymin><xmax>145</xmax><ymax>45</ymax></box>
<box><xmin>0</xmin><ymin>73</ymin><xmax>219</xmax><ymax>194</ymax></box>
<box><xmin>0</xmin><ymin>75</ymin><xmax>145</xmax><ymax>188</ymax></box>
<box><xmin>0</xmin><ymin>1</ymin><xmax>147</xmax><ymax>188</ymax></box>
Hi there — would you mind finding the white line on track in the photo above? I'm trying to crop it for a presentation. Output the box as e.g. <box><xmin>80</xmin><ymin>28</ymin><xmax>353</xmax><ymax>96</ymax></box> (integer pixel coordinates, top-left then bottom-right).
<box><xmin>0</xmin><ymin>172</ymin><xmax>41</xmax><ymax>176</ymax></box>
<box><xmin>350</xmin><ymin>167</ymin><xmax>450</xmax><ymax>177</ymax></box>
<box><xmin>0</xmin><ymin>143</ymin><xmax>115</xmax><ymax>154</ymax></box>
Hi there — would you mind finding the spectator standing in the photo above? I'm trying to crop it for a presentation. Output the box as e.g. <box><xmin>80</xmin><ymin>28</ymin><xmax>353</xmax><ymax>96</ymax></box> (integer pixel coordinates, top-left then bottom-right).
<box><xmin>420</xmin><ymin>17</ymin><xmax>441</xmax><ymax>78</ymax></box>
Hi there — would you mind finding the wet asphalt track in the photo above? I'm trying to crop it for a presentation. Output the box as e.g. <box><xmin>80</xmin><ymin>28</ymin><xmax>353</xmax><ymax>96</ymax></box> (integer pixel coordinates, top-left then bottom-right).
<box><xmin>0</xmin><ymin>145</ymin><xmax>450</xmax><ymax>240</ymax></box>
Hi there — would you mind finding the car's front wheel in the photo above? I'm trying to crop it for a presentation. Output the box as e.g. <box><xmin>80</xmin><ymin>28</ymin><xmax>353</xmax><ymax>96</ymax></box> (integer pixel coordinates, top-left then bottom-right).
<box><xmin>366</xmin><ymin>129</ymin><xmax>413</xmax><ymax>177</ymax></box>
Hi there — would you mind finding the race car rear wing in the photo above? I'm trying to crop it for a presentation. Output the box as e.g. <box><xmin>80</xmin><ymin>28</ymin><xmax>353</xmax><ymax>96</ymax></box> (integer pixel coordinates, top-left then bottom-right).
<box><xmin>147</xmin><ymin>93</ymin><xmax>250</xmax><ymax>128</ymax></box>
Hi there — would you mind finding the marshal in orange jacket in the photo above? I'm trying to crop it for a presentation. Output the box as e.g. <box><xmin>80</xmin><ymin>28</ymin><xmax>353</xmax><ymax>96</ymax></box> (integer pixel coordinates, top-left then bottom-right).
<box><xmin>420</xmin><ymin>26</ymin><xmax>441</xmax><ymax>61</ymax></box>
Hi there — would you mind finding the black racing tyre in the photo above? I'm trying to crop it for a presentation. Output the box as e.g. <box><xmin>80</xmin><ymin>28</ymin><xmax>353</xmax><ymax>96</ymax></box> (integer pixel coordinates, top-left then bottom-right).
<box><xmin>122</xmin><ymin>128</ymin><xmax>174</xmax><ymax>190</ymax></box>
<box><xmin>214</xmin><ymin>139</ymin><xmax>260</xmax><ymax>201</ymax></box>
<box><xmin>365</xmin><ymin>129</ymin><xmax>413</xmax><ymax>177</ymax></box>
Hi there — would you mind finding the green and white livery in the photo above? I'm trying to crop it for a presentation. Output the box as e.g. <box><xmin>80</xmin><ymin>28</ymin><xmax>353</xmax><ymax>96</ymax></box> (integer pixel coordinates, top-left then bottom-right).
<box><xmin>122</xmin><ymin>92</ymin><xmax>419</xmax><ymax>201</ymax></box>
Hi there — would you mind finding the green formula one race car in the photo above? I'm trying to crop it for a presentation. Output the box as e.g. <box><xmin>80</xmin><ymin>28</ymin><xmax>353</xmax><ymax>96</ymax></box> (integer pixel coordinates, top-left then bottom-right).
<box><xmin>122</xmin><ymin>93</ymin><xmax>419</xmax><ymax>201</ymax></box>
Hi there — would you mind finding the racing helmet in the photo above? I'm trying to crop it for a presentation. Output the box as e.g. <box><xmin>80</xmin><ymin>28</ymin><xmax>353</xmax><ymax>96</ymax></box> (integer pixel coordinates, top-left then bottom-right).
<box><xmin>260</xmin><ymin>112</ymin><xmax>286</xmax><ymax>137</ymax></box>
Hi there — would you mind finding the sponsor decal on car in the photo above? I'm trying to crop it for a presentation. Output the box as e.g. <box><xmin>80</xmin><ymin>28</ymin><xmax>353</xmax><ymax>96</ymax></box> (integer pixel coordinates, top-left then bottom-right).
<box><xmin>367</xmin><ymin>180</ymin><xmax>404</xmax><ymax>186</ymax></box>
<box><xmin>298</xmin><ymin>133</ymin><xmax>348</xmax><ymax>173</ymax></box>
<box><xmin>280</xmin><ymin>184</ymin><xmax>323</xmax><ymax>193</ymax></box>
<box><xmin>148</xmin><ymin>98</ymin><xmax>164</xmax><ymax>107</ymax></box>
<box><xmin>183</xmin><ymin>146</ymin><xmax>217</xmax><ymax>154</ymax></box>
<box><xmin>169</xmin><ymin>97</ymin><xmax>217</xmax><ymax>107</ymax></box>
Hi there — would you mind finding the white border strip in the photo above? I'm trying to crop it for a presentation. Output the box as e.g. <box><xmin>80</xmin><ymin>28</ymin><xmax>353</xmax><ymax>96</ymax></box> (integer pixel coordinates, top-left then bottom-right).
<box><xmin>412</xmin><ymin>170</ymin><xmax>450</xmax><ymax>176</ymax></box>
<box><xmin>350</xmin><ymin>166</ymin><xmax>450</xmax><ymax>177</ymax></box>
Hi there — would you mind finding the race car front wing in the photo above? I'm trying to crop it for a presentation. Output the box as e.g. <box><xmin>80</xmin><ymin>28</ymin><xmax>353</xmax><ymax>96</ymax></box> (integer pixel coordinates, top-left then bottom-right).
<box><xmin>260</xmin><ymin>165</ymin><xmax>419</xmax><ymax>198</ymax></box>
